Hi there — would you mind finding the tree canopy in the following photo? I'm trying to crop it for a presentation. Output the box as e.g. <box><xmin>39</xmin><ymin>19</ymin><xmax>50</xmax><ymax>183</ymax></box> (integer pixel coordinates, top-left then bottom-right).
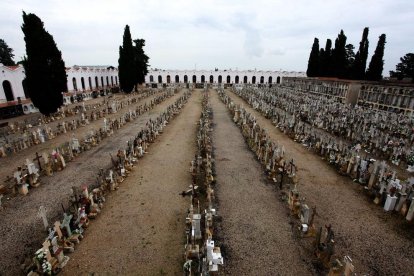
<box><xmin>21</xmin><ymin>11</ymin><xmax>66</xmax><ymax>115</ymax></box>
<box><xmin>133</xmin><ymin>39</ymin><xmax>149</xmax><ymax>86</ymax></box>
<box><xmin>118</xmin><ymin>25</ymin><xmax>136</xmax><ymax>93</ymax></box>
<box><xmin>306</xmin><ymin>38</ymin><xmax>319</xmax><ymax>77</ymax></box>
<box><xmin>0</xmin><ymin>39</ymin><xmax>15</xmax><ymax>66</ymax></box>
<box><xmin>352</xmin><ymin>27</ymin><xmax>369</xmax><ymax>80</ymax></box>
<box><xmin>366</xmin><ymin>34</ymin><xmax>386</xmax><ymax>81</ymax></box>
<box><xmin>390</xmin><ymin>53</ymin><xmax>414</xmax><ymax>82</ymax></box>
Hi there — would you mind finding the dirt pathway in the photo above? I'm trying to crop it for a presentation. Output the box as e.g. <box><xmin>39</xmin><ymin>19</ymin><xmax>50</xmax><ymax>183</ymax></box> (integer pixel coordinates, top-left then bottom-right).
<box><xmin>61</xmin><ymin>90</ymin><xmax>202</xmax><ymax>275</ymax></box>
<box><xmin>226</xmin><ymin>89</ymin><xmax>414</xmax><ymax>275</ymax></box>
<box><xmin>0</xmin><ymin>90</ymin><xmax>186</xmax><ymax>275</ymax></box>
<box><xmin>210</xmin><ymin>90</ymin><xmax>313</xmax><ymax>275</ymax></box>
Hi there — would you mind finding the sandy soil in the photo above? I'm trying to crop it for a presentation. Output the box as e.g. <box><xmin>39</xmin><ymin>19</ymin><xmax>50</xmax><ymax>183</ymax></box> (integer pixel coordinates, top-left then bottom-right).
<box><xmin>210</xmin><ymin>90</ymin><xmax>314</xmax><ymax>275</ymax></box>
<box><xmin>226</xmin><ymin>89</ymin><xmax>414</xmax><ymax>276</ymax></box>
<box><xmin>61</xmin><ymin>90</ymin><xmax>202</xmax><ymax>275</ymax></box>
<box><xmin>0</xmin><ymin>90</ymin><xmax>185</xmax><ymax>275</ymax></box>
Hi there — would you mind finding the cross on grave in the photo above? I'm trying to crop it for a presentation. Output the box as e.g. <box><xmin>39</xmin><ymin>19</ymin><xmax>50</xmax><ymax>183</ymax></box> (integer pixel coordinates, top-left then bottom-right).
<box><xmin>54</xmin><ymin>221</ymin><xmax>63</xmax><ymax>239</ymax></box>
<box><xmin>61</xmin><ymin>213</ymin><xmax>73</xmax><ymax>236</ymax></box>
<box><xmin>33</xmin><ymin>152</ymin><xmax>43</xmax><ymax>171</ymax></box>
<box><xmin>38</xmin><ymin>205</ymin><xmax>48</xmax><ymax>231</ymax></box>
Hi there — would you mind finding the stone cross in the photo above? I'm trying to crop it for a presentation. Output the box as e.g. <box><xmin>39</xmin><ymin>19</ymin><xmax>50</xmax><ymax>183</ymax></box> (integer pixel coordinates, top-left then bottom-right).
<box><xmin>38</xmin><ymin>205</ymin><xmax>48</xmax><ymax>230</ymax></box>
<box><xmin>61</xmin><ymin>213</ymin><xmax>73</xmax><ymax>237</ymax></box>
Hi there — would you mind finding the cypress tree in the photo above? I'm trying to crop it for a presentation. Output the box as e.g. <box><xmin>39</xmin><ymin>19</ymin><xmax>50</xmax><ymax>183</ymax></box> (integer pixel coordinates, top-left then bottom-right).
<box><xmin>133</xmin><ymin>39</ymin><xmax>149</xmax><ymax>86</ymax></box>
<box><xmin>352</xmin><ymin>27</ymin><xmax>369</xmax><ymax>79</ymax></box>
<box><xmin>345</xmin><ymin>44</ymin><xmax>355</xmax><ymax>78</ymax></box>
<box><xmin>118</xmin><ymin>25</ymin><xmax>136</xmax><ymax>93</ymax></box>
<box><xmin>0</xmin><ymin>39</ymin><xmax>16</xmax><ymax>66</ymax></box>
<box><xmin>332</xmin><ymin>30</ymin><xmax>347</xmax><ymax>78</ymax></box>
<box><xmin>21</xmin><ymin>12</ymin><xmax>66</xmax><ymax>115</ymax></box>
<box><xmin>366</xmin><ymin>34</ymin><xmax>386</xmax><ymax>81</ymax></box>
<box><xmin>320</xmin><ymin>39</ymin><xmax>332</xmax><ymax>77</ymax></box>
<box><xmin>306</xmin><ymin>38</ymin><xmax>320</xmax><ymax>77</ymax></box>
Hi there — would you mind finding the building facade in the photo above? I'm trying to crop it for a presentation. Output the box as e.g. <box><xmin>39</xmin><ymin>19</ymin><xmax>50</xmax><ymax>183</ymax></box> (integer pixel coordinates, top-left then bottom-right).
<box><xmin>282</xmin><ymin>77</ymin><xmax>414</xmax><ymax>115</ymax></box>
<box><xmin>0</xmin><ymin>64</ymin><xmax>119</xmax><ymax>104</ymax></box>
<box><xmin>145</xmin><ymin>69</ymin><xmax>305</xmax><ymax>85</ymax></box>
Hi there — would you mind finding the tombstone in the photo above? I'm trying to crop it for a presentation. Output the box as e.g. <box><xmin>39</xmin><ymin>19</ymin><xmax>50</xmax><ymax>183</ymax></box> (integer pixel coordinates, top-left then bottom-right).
<box><xmin>26</xmin><ymin>158</ymin><xmax>40</xmax><ymax>187</ymax></box>
<box><xmin>38</xmin><ymin>205</ymin><xmax>48</xmax><ymax>231</ymax></box>
<box><xmin>51</xmin><ymin>236</ymin><xmax>70</xmax><ymax>268</ymax></box>
<box><xmin>406</xmin><ymin>200</ymin><xmax>414</xmax><ymax>221</ymax></box>
<box><xmin>37</xmin><ymin>128</ymin><xmax>46</xmax><ymax>143</ymax></box>
<box><xmin>384</xmin><ymin>194</ymin><xmax>398</xmax><ymax>211</ymax></box>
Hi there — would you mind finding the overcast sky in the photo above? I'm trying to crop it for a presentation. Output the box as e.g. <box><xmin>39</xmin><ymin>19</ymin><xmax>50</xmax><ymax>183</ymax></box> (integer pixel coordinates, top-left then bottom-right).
<box><xmin>1</xmin><ymin>0</ymin><xmax>413</xmax><ymax>75</ymax></box>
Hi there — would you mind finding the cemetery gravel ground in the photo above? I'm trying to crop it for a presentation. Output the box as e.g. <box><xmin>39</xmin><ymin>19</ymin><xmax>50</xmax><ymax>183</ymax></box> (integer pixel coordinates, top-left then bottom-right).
<box><xmin>61</xmin><ymin>90</ymin><xmax>202</xmax><ymax>275</ymax></box>
<box><xmin>210</xmin><ymin>90</ymin><xmax>314</xmax><ymax>275</ymax></box>
<box><xmin>0</xmin><ymin>89</ymin><xmax>186</xmax><ymax>275</ymax></box>
<box><xmin>226</xmin><ymin>89</ymin><xmax>414</xmax><ymax>276</ymax></box>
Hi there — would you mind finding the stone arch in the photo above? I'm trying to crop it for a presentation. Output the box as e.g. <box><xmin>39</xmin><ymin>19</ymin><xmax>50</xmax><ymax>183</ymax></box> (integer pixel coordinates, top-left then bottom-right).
<box><xmin>218</xmin><ymin>75</ymin><xmax>222</xmax><ymax>83</ymax></box>
<box><xmin>88</xmin><ymin>77</ymin><xmax>92</xmax><ymax>90</ymax></box>
<box><xmin>276</xmin><ymin>76</ymin><xmax>281</xmax><ymax>84</ymax></box>
<box><xmin>101</xmin><ymin>76</ymin><xmax>104</xmax><ymax>87</ymax></box>
<box><xmin>95</xmin><ymin>76</ymin><xmax>99</xmax><ymax>88</ymax></box>
<box><xmin>81</xmin><ymin>77</ymin><xmax>86</xmax><ymax>90</ymax></box>
<box><xmin>115</xmin><ymin>76</ymin><xmax>118</xmax><ymax>85</ymax></box>
<box><xmin>260</xmin><ymin>76</ymin><xmax>264</xmax><ymax>84</ymax></box>
<box><xmin>106</xmin><ymin>76</ymin><xmax>109</xmax><ymax>86</ymax></box>
<box><xmin>243</xmin><ymin>76</ymin><xmax>248</xmax><ymax>83</ymax></box>
<box><xmin>227</xmin><ymin>75</ymin><xmax>231</xmax><ymax>83</ymax></box>
<box><xmin>72</xmin><ymin>77</ymin><xmax>78</xmax><ymax>91</ymax></box>
<box><xmin>158</xmin><ymin>75</ymin><xmax>162</xmax><ymax>83</ymax></box>
<box><xmin>22</xmin><ymin>79</ymin><xmax>29</xmax><ymax>98</ymax></box>
<box><xmin>201</xmin><ymin>75</ymin><xmax>205</xmax><ymax>83</ymax></box>
<box><xmin>111</xmin><ymin>76</ymin><xmax>114</xmax><ymax>86</ymax></box>
<box><xmin>2</xmin><ymin>80</ymin><xmax>14</xmax><ymax>101</ymax></box>
<box><xmin>175</xmin><ymin>75</ymin><xmax>179</xmax><ymax>83</ymax></box>
<box><xmin>150</xmin><ymin>75</ymin><xmax>154</xmax><ymax>82</ymax></box>
<box><xmin>268</xmin><ymin>76</ymin><xmax>272</xmax><ymax>83</ymax></box>
<box><xmin>167</xmin><ymin>75</ymin><xmax>171</xmax><ymax>83</ymax></box>
<box><xmin>192</xmin><ymin>75</ymin><xmax>197</xmax><ymax>83</ymax></box>
<box><xmin>235</xmin><ymin>76</ymin><xmax>239</xmax><ymax>84</ymax></box>
<box><xmin>252</xmin><ymin>76</ymin><xmax>256</xmax><ymax>84</ymax></box>
<box><xmin>209</xmin><ymin>75</ymin><xmax>214</xmax><ymax>83</ymax></box>
<box><xmin>184</xmin><ymin>75</ymin><xmax>188</xmax><ymax>83</ymax></box>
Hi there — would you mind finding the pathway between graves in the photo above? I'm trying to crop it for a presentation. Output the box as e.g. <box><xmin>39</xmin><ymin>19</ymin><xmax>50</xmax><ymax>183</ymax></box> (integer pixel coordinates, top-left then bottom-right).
<box><xmin>0</xmin><ymin>89</ymin><xmax>187</xmax><ymax>275</ymax></box>
<box><xmin>210</xmin><ymin>90</ymin><xmax>312</xmax><ymax>275</ymax></box>
<box><xmin>226</xmin><ymin>89</ymin><xmax>414</xmax><ymax>275</ymax></box>
<box><xmin>61</xmin><ymin>90</ymin><xmax>201</xmax><ymax>275</ymax></box>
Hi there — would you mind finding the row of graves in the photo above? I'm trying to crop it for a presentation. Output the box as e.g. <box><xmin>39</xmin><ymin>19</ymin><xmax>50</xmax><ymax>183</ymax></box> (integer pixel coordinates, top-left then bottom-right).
<box><xmin>183</xmin><ymin>89</ymin><xmax>224</xmax><ymax>275</ymax></box>
<box><xmin>232</xmin><ymin>87</ymin><xmax>414</xmax><ymax>223</ymax></box>
<box><xmin>217</xmin><ymin>88</ymin><xmax>355</xmax><ymax>276</ymax></box>
<box><xmin>0</xmin><ymin>89</ymin><xmax>177</xmax><ymax>201</ymax></box>
<box><xmin>240</xmin><ymin>85</ymin><xmax>414</xmax><ymax>170</ymax></box>
<box><xmin>0</xmin><ymin>89</ymin><xmax>159</xmax><ymax>158</ymax></box>
<box><xmin>23</xmin><ymin>90</ymin><xmax>192</xmax><ymax>275</ymax></box>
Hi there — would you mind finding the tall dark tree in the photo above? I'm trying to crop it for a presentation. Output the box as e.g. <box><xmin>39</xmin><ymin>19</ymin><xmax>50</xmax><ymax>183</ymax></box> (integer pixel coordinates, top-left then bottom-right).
<box><xmin>332</xmin><ymin>30</ymin><xmax>348</xmax><ymax>78</ymax></box>
<box><xmin>366</xmin><ymin>34</ymin><xmax>386</xmax><ymax>81</ymax></box>
<box><xmin>0</xmin><ymin>39</ymin><xmax>16</xmax><ymax>66</ymax></box>
<box><xmin>306</xmin><ymin>38</ymin><xmax>320</xmax><ymax>77</ymax></box>
<box><xmin>319</xmin><ymin>39</ymin><xmax>332</xmax><ymax>77</ymax></box>
<box><xmin>133</xmin><ymin>38</ymin><xmax>149</xmax><ymax>87</ymax></box>
<box><xmin>390</xmin><ymin>53</ymin><xmax>414</xmax><ymax>82</ymax></box>
<box><xmin>118</xmin><ymin>25</ymin><xmax>136</xmax><ymax>93</ymax></box>
<box><xmin>352</xmin><ymin>27</ymin><xmax>369</xmax><ymax>79</ymax></box>
<box><xmin>21</xmin><ymin>12</ymin><xmax>66</xmax><ymax>115</ymax></box>
<box><xmin>345</xmin><ymin>43</ymin><xmax>355</xmax><ymax>78</ymax></box>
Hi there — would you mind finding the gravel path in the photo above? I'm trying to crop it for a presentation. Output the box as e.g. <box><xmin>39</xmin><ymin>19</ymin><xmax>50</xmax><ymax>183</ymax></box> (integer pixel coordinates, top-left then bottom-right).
<box><xmin>61</xmin><ymin>90</ymin><xmax>201</xmax><ymax>275</ymax></box>
<box><xmin>0</xmin><ymin>90</ymin><xmax>185</xmax><ymax>275</ymax></box>
<box><xmin>210</xmin><ymin>90</ymin><xmax>313</xmax><ymax>275</ymax></box>
<box><xmin>226</xmin><ymin>89</ymin><xmax>414</xmax><ymax>276</ymax></box>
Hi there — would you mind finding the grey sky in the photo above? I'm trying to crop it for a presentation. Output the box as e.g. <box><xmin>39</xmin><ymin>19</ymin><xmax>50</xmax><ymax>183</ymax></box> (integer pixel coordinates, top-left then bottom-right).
<box><xmin>1</xmin><ymin>0</ymin><xmax>413</xmax><ymax>75</ymax></box>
